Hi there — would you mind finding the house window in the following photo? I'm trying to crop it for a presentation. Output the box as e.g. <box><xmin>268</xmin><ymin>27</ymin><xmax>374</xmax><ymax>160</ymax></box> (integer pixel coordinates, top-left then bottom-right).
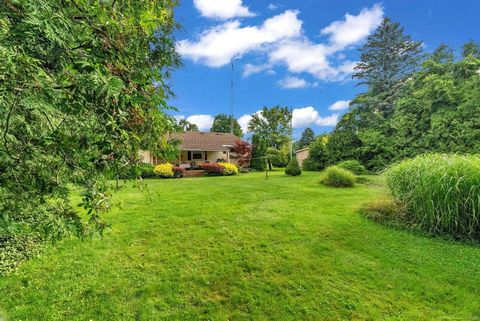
<box><xmin>192</xmin><ymin>152</ymin><xmax>203</xmax><ymax>160</ymax></box>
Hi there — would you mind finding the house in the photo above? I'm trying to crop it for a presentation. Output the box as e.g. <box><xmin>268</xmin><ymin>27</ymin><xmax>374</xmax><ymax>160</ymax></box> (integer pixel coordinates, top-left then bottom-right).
<box><xmin>141</xmin><ymin>131</ymin><xmax>242</xmax><ymax>168</ymax></box>
<box><xmin>295</xmin><ymin>148</ymin><xmax>309</xmax><ymax>167</ymax></box>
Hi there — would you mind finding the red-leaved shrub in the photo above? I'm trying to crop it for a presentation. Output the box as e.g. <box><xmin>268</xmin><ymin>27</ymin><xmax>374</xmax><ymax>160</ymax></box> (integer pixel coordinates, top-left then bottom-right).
<box><xmin>202</xmin><ymin>163</ymin><xmax>225</xmax><ymax>176</ymax></box>
<box><xmin>172</xmin><ymin>166</ymin><xmax>185</xmax><ymax>178</ymax></box>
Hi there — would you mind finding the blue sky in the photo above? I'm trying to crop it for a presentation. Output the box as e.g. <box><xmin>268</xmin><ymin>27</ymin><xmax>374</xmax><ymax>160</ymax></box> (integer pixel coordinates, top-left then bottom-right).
<box><xmin>168</xmin><ymin>0</ymin><xmax>479</xmax><ymax>138</ymax></box>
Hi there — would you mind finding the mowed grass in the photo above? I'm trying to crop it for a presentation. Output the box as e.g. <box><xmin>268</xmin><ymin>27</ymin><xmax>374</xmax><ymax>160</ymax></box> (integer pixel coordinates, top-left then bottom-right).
<box><xmin>1</xmin><ymin>171</ymin><xmax>480</xmax><ymax>320</ymax></box>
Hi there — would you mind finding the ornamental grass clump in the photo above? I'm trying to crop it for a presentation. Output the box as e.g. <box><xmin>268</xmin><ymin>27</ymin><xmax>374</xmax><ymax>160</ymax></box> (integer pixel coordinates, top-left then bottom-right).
<box><xmin>385</xmin><ymin>154</ymin><xmax>480</xmax><ymax>240</ymax></box>
<box><xmin>321</xmin><ymin>166</ymin><xmax>355</xmax><ymax>187</ymax></box>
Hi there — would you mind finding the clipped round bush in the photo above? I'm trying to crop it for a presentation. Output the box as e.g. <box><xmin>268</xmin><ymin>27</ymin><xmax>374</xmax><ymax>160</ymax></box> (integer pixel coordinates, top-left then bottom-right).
<box><xmin>154</xmin><ymin>163</ymin><xmax>174</xmax><ymax>178</ymax></box>
<box><xmin>386</xmin><ymin>154</ymin><xmax>480</xmax><ymax>240</ymax></box>
<box><xmin>337</xmin><ymin>160</ymin><xmax>367</xmax><ymax>175</ymax></box>
<box><xmin>285</xmin><ymin>157</ymin><xmax>301</xmax><ymax>176</ymax></box>
<box><xmin>321</xmin><ymin>166</ymin><xmax>355</xmax><ymax>187</ymax></box>
<box><xmin>223</xmin><ymin>163</ymin><xmax>238</xmax><ymax>175</ymax></box>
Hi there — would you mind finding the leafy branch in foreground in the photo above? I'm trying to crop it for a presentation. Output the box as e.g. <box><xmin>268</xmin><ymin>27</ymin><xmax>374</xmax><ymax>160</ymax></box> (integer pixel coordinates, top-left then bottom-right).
<box><xmin>0</xmin><ymin>0</ymin><xmax>180</xmax><ymax>274</ymax></box>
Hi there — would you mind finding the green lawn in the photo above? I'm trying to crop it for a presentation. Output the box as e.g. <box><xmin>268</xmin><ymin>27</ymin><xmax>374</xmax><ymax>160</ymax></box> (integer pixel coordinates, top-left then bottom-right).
<box><xmin>1</xmin><ymin>171</ymin><xmax>480</xmax><ymax>320</ymax></box>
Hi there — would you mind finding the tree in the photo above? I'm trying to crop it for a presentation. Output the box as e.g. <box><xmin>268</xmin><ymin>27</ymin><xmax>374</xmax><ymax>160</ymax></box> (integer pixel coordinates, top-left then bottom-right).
<box><xmin>0</xmin><ymin>0</ymin><xmax>180</xmax><ymax>273</ymax></box>
<box><xmin>210</xmin><ymin>113</ymin><xmax>243</xmax><ymax>137</ymax></box>
<box><xmin>303</xmin><ymin>135</ymin><xmax>329</xmax><ymax>171</ymax></box>
<box><xmin>248</xmin><ymin>106</ymin><xmax>292</xmax><ymax>169</ymax></box>
<box><xmin>353</xmin><ymin>17</ymin><xmax>423</xmax><ymax>114</ymax></box>
<box><xmin>250</xmin><ymin>134</ymin><xmax>267</xmax><ymax>171</ymax></box>
<box><xmin>234</xmin><ymin>140</ymin><xmax>251</xmax><ymax>168</ymax></box>
<box><xmin>248</xmin><ymin>106</ymin><xmax>292</xmax><ymax>149</ymax></box>
<box><xmin>462</xmin><ymin>40</ymin><xmax>480</xmax><ymax>58</ymax></box>
<box><xmin>297</xmin><ymin>128</ymin><xmax>315</xmax><ymax>149</ymax></box>
<box><xmin>285</xmin><ymin>157</ymin><xmax>301</xmax><ymax>176</ymax></box>
<box><xmin>177</xmin><ymin>119</ymin><xmax>199</xmax><ymax>131</ymax></box>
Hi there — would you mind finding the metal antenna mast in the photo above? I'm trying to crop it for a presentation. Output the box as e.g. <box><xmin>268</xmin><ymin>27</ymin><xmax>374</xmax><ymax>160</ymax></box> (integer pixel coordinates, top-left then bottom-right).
<box><xmin>230</xmin><ymin>59</ymin><xmax>234</xmax><ymax>134</ymax></box>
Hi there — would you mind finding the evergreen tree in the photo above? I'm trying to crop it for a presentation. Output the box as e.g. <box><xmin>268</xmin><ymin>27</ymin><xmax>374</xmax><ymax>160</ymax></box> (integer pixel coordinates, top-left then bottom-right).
<box><xmin>353</xmin><ymin>17</ymin><xmax>423</xmax><ymax>114</ymax></box>
<box><xmin>210</xmin><ymin>113</ymin><xmax>243</xmax><ymax>137</ymax></box>
<box><xmin>250</xmin><ymin>134</ymin><xmax>267</xmax><ymax>171</ymax></box>
<box><xmin>285</xmin><ymin>157</ymin><xmax>301</xmax><ymax>176</ymax></box>
<box><xmin>297</xmin><ymin>128</ymin><xmax>315</xmax><ymax>149</ymax></box>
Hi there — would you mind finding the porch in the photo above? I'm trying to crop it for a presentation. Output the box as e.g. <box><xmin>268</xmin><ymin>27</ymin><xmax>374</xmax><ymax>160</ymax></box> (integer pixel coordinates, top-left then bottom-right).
<box><xmin>177</xmin><ymin>150</ymin><xmax>234</xmax><ymax>169</ymax></box>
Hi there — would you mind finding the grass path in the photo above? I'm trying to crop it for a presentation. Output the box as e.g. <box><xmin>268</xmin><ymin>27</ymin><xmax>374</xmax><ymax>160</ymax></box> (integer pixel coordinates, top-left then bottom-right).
<box><xmin>1</xmin><ymin>171</ymin><xmax>479</xmax><ymax>320</ymax></box>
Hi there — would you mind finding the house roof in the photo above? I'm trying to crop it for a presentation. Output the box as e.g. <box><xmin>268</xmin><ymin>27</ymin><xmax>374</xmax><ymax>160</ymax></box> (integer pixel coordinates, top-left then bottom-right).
<box><xmin>170</xmin><ymin>131</ymin><xmax>241</xmax><ymax>151</ymax></box>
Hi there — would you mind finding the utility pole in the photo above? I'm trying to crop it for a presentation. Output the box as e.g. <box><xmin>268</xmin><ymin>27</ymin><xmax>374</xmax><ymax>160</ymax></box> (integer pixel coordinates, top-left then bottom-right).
<box><xmin>230</xmin><ymin>59</ymin><xmax>234</xmax><ymax>134</ymax></box>
<box><xmin>289</xmin><ymin>107</ymin><xmax>293</xmax><ymax>160</ymax></box>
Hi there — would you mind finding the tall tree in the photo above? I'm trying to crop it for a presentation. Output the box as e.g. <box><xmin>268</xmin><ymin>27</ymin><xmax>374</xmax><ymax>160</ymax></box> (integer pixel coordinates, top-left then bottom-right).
<box><xmin>177</xmin><ymin>119</ymin><xmax>199</xmax><ymax>131</ymax></box>
<box><xmin>297</xmin><ymin>128</ymin><xmax>315</xmax><ymax>149</ymax></box>
<box><xmin>0</xmin><ymin>0</ymin><xmax>180</xmax><ymax>272</ymax></box>
<box><xmin>353</xmin><ymin>17</ymin><xmax>423</xmax><ymax>113</ymax></box>
<box><xmin>248</xmin><ymin>106</ymin><xmax>292</xmax><ymax>149</ymax></box>
<box><xmin>210</xmin><ymin>113</ymin><xmax>243</xmax><ymax>137</ymax></box>
<box><xmin>248</xmin><ymin>106</ymin><xmax>292</xmax><ymax>169</ymax></box>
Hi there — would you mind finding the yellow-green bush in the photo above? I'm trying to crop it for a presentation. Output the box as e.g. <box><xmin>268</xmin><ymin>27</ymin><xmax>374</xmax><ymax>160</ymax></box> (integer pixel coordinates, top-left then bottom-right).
<box><xmin>222</xmin><ymin>163</ymin><xmax>238</xmax><ymax>175</ymax></box>
<box><xmin>154</xmin><ymin>163</ymin><xmax>174</xmax><ymax>178</ymax></box>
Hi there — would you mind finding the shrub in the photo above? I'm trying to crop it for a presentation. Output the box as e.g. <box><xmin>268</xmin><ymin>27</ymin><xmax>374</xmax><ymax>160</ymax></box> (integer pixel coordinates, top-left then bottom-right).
<box><xmin>285</xmin><ymin>157</ymin><xmax>301</xmax><ymax>176</ymax></box>
<box><xmin>337</xmin><ymin>160</ymin><xmax>367</xmax><ymax>175</ymax></box>
<box><xmin>138</xmin><ymin>163</ymin><xmax>155</xmax><ymax>178</ymax></box>
<box><xmin>321</xmin><ymin>166</ymin><xmax>355</xmax><ymax>187</ymax></box>
<box><xmin>154</xmin><ymin>163</ymin><xmax>174</xmax><ymax>178</ymax></box>
<box><xmin>202</xmin><ymin>163</ymin><xmax>225</xmax><ymax>176</ymax></box>
<box><xmin>172</xmin><ymin>166</ymin><xmax>185</xmax><ymax>178</ymax></box>
<box><xmin>385</xmin><ymin>154</ymin><xmax>480</xmax><ymax>240</ymax></box>
<box><xmin>223</xmin><ymin>163</ymin><xmax>239</xmax><ymax>175</ymax></box>
<box><xmin>302</xmin><ymin>158</ymin><xmax>323</xmax><ymax>171</ymax></box>
<box><xmin>302</xmin><ymin>135</ymin><xmax>329</xmax><ymax>171</ymax></box>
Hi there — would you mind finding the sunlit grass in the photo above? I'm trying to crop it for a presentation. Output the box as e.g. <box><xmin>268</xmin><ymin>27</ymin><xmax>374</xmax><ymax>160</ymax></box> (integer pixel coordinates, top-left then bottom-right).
<box><xmin>1</xmin><ymin>171</ymin><xmax>480</xmax><ymax>320</ymax></box>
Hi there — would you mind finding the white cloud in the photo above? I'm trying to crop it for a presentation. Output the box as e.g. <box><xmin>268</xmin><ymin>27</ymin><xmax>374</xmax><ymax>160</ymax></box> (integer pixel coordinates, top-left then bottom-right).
<box><xmin>179</xmin><ymin>4</ymin><xmax>383</xmax><ymax>82</ymax></box>
<box><xmin>328</xmin><ymin>100</ymin><xmax>351</xmax><ymax>111</ymax></box>
<box><xmin>268</xmin><ymin>4</ymin><xmax>278</xmax><ymax>10</ymax></box>
<box><xmin>186</xmin><ymin>114</ymin><xmax>214</xmax><ymax>131</ymax></box>
<box><xmin>292</xmin><ymin>106</ymin><xmax>339</xmax><ymax>128</ymax></box>
<box><xmin>321</xmin><ymin>4</ymin><xmax>383</xmax><ymax>50</ymax></box>
<box><xmin>278</xmin><ymin>76</ymin><xmax>308</xmax><ymax>89</ymax></box>
<box><xmin>177</xmin><ymin>10</ymin><xmax>302</xmax><ymax>67</ymax></box>
<box><xmin>238</xmin><ymin>114</ymin><xmax>253</xmax><ymax>133</ymax></box>
<box><xmin>193</xmin><ymin>0</ymin><xmax>255</xmax><ymax>20</ymax></box>
<box><xmin>242</xmin><ymin>63</ymin><xmax>272</xmax><ymax>77</ymax></box>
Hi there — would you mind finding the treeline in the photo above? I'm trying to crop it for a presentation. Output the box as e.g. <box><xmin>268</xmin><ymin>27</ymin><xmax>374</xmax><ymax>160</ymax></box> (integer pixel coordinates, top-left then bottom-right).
<box><xmin>303</xmin><ymin>18</ymin><xmax>480</xmax><ymax>171</ymax></box>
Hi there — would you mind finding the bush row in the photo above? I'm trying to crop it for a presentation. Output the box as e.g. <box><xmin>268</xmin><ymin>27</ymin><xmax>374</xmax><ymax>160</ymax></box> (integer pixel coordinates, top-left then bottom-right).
<box><xmin>203</xmin><ymin>162</ymin><xmax>239</xmax><ymax>176</ymax></box>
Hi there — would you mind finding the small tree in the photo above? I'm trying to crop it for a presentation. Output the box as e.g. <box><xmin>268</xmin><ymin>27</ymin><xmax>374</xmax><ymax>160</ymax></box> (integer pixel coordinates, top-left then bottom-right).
<box><xmin>303</xmin><ymin>135</ymin><xmax>329</xmax><ymax>171</ymax></box>
<box><xmin>285</xmin><ymin>157</ymin><xmax>301</xmax><ymax>176</ymax></box>
<box><xmin>250</xmin><ymin>134</ymin><xmax>267</xmax><ymax>171</ymax></box>
<box><xmin>234</xmin><ymin>140</ymin><xmax>252</xmax><ymax>168</ymax></box>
